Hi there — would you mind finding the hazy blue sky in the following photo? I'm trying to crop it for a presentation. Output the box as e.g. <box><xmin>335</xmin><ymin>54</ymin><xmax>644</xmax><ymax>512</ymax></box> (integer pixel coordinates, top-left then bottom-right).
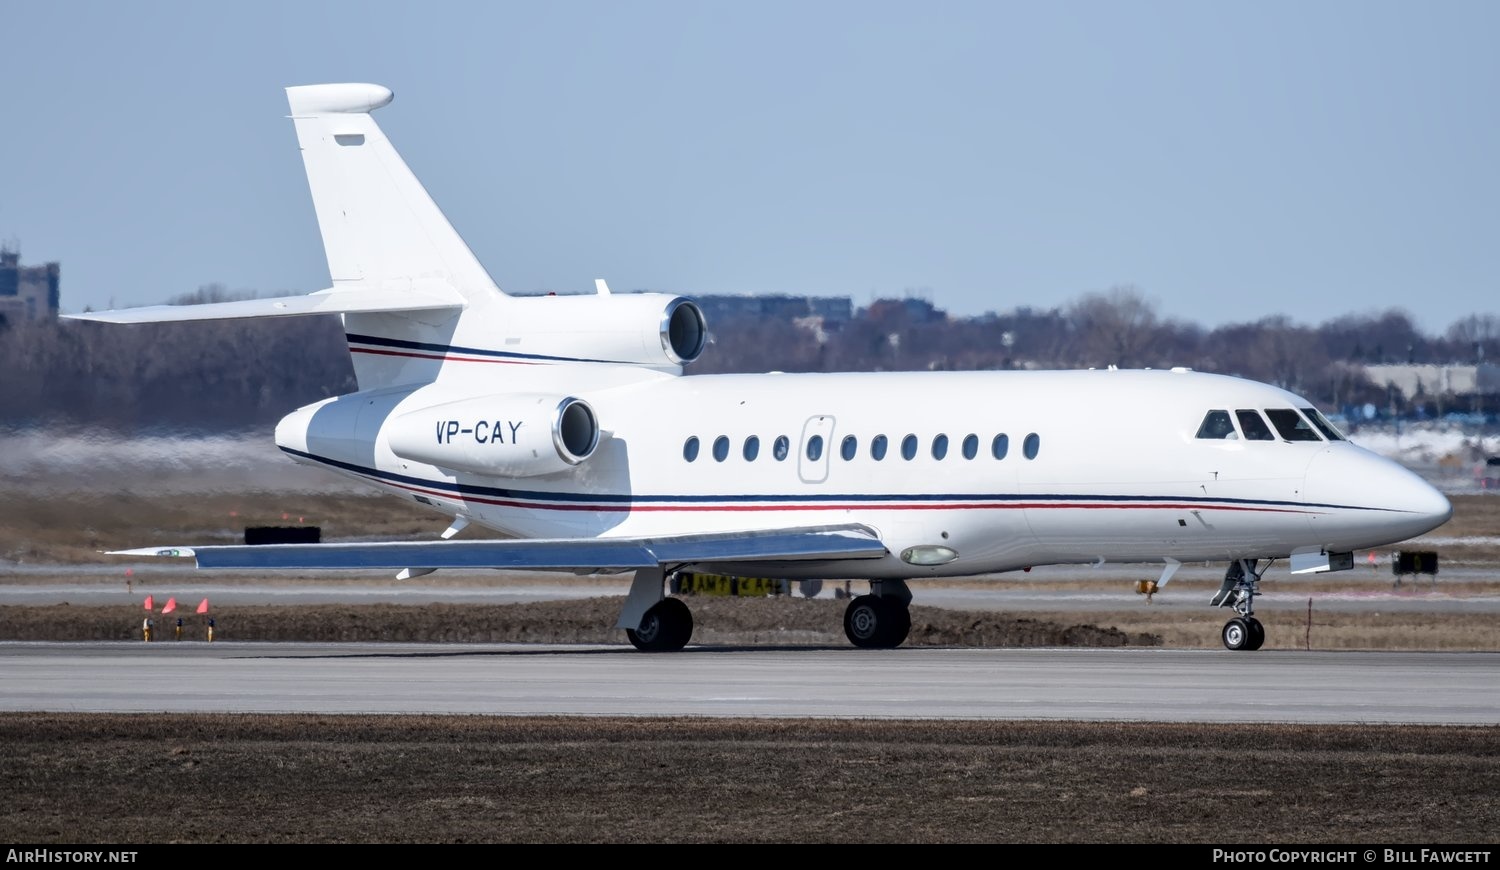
<box><xmin>3</xmin><ymin>1</ymin><xmax>1496</xmax><ymax>333</ymax></box>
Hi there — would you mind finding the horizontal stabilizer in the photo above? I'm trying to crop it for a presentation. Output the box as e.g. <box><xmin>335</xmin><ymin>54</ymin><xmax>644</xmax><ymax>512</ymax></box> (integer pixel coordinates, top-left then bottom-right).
<box><xmin>107</xmin><ymin>524</ymin><xmax>887</xmax><ymax>572</ymax></box>
<box><xmin>63</xmin><ymin>287</ymin><xmax>464</xmax><ymax>324</ymax></box>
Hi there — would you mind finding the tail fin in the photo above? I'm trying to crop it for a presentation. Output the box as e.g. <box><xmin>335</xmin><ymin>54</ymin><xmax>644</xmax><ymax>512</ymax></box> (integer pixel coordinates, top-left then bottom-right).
<box><xmin>286</xmin><ymin>83</ymin><xmax>502</xmax><ymax>303</ymax></box>
<box><xmin>66</xmin><ymin>83</ymin><xmax>498</xmax><ymax>390</ymax></box>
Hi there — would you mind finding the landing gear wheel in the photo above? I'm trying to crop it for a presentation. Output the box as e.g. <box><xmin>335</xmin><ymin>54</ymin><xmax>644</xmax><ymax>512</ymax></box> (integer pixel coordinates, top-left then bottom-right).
<box><xmin>843</xmin><ymin>595</ymin><xmax>911</xmax><ymax>649</ymax></box>
<box><xmin>1222</xmin><ymin>617</ymin><xmax>1252</xmax><ymax>651</ymax></box>
<box><xmin>884</xmin><ymin>600</ymin><xmax>911</xmax><ymax>648</ymax></box>
<box><xmin>1245</xmin><ymin>617</ymin><xmax>1265</xmax><ymax>651</ymax></box>
<box><xmin>627</xmin><ymin>597</ymin><xmax>693</xmax><ymax>652</ymax></box>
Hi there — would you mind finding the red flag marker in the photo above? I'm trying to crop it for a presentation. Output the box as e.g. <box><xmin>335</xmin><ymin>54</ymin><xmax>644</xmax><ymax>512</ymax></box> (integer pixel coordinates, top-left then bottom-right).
<box><xmin>125</xmin><ymin>568</ymin><xmax>134</xmax><ymax>577</ymax></box>
<box><xmin>143</xmin><ymin>595</ymin><xmax>154</xmax><ymax>611</ymax></box>
<box><xmin>162</xmin><ymin>597</ymin><xmax>177</xmax><ymax>614</ymax></box>
<box><xmin>196</xmin><ymin>598</ymin><xmax>209</xmax><ymax>614</ymax></box>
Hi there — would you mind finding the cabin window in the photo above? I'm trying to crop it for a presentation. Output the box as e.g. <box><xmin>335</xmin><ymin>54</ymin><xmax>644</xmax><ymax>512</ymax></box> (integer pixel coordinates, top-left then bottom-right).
<box><xmin>1302</xmin><ymin>407</ymin><xmax>1346</xmax><ymax>441</ymax></box>
<box><xmin>1023</xmin><ymin>432</ymin><xmax>1040</xmax><ymax>459</ymax></box>
<box><xmin>932</xmin><ymin>434</ymin><xmax>949</xmax><ymax>460</ymax></box>
<box><xmin>901</xmin><ymin>434</ymin><xmax>918</xmax><ymax>460</ymax></box>
<box><xmin>683</xmin><ymin>436</ymin><xmax>700</xmax><ymax>462</ymax></box>
<box><xmin>806</xmin><ymin>435</ymin><xmax>824</xmax><ymax>461</ymax></box>
<box><xmin>841</xmin><ymin>435</ymin><xmax>858</xmax><ymax>461</ymax></box>
<box><xmin>962</xmin><ymin>434</ymin><xmax>978</xmax><ymax>459</ymax></box>
<box><xmin>871</xmin><ymin>434</ymin><xmax>888</xmax><ymax>461</ymax></box>
<box><xmin>1235</xmin><ymin>410</ymin><xmax>1275</xmax><ymax>441</ymax></box>
<box><xmin>743</xmin><ymin>435</ymin><xmax>760</xmax><ymax>461</ymax></box>
<box><xmin>773</xmin><ymin>435</ymin><xmax>790</xmax><ymax>461</ymax></box>
<box><xmin>992</xmin><ymin>433</ymin><xmax>1009</xmax><ymax>460</ymax></box>
<box><xmin>1195</xmin><ymin>410</ymin><xmax>1238</xmax><ymax>440</ymax></box>
<box><xmin>1265</xmin><ymin>408</ymin><xmax>1323</xmax><ymax>442</ymax></box>
<box><xmin>712</xmin><ymin>436</ymin><xmax>730</xmax><ymax>462</ymax></box>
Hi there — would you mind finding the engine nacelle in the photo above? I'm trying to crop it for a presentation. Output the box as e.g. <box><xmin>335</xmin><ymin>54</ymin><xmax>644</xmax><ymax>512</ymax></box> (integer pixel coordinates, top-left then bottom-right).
<box><xmin>386</xmin><ymin>393</ymin><xmax>600</xmax><ymax>478</ymax></box>
<box><xmin>495</xmin><ymin>292</ymin><xmax>706</xmax><ymax>368</ymax></box>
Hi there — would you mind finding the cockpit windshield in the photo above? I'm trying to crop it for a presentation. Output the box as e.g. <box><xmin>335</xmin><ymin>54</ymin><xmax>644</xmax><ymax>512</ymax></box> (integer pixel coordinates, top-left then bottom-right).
<box><xmin>1197</xmin><ymin>407</ymin><xmax>1344</xmax><ymax>443</ymax></box>
<box><xmin>1195</xmin><ymin>410</ymin><xmax>1237</xmax><ymax>439</ymax></box>
<box><xmin>1265</xmin><ymin>408</ymin><xmax>1323</xmax><ymax>441</ymax></box>
<box><xmin>1301</xmin><ymin>407</ymin><xmax>1346</xmax><ymax>441</ymax></box>
<box><xmin>1235</xmin><ymin>410</ymin><xmax>1275</xmax><ymax>441</ymax></box>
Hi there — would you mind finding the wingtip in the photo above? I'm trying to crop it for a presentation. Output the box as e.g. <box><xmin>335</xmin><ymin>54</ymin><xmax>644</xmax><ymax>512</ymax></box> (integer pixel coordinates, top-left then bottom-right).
<box><xmin>105</xmin><ymin>547</ymin><xmax>197</xmax><ymax>558</ymax></box>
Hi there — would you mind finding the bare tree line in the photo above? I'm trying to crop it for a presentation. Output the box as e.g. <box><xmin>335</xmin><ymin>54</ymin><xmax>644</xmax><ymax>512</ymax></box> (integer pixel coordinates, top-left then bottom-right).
<box><xmin>2</xmin><ymin>284</ymin><xmax>1496</xmax><ymax>434</ymax></box>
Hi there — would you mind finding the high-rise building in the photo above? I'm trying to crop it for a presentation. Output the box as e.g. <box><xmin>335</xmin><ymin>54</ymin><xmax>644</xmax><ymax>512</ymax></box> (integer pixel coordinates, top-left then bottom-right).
<box><xmin>0</xmin><ymin>246</ymin><xmax>60</xmax><ymax>325</ymax></box>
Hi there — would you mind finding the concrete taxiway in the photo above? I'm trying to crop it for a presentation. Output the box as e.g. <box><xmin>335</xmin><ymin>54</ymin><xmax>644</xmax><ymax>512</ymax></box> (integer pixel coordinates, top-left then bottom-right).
<box><xmin>3</xmin><ymin>641</ymin><xmax>1496</xmax><ymax>725</ymax></box>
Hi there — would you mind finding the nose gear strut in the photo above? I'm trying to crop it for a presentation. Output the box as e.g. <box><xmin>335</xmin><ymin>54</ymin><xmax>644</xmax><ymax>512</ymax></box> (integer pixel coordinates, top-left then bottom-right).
<box><xmin>1213</xmin><ymin>558</ymin><xmax>1267</xmax><ymax>651</ymax></box>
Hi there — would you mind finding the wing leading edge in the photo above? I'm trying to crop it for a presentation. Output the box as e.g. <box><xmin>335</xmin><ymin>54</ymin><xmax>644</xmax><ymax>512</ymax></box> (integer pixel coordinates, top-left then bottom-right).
<box><xmin>108</xmin><ymin>524</ymin><xmax>888</xmax><ymax>572</ymax></box>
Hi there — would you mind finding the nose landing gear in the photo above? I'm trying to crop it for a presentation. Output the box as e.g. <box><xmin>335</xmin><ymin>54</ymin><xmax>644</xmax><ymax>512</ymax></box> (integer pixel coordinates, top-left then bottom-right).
<box><xmin>1214</xmin><ymin>559</ymin><xmax>1266</xmax><ymax>651</ymax></box>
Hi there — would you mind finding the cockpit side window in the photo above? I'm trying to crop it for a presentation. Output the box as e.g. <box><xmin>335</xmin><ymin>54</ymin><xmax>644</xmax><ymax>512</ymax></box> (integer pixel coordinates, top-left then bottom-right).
<box><xmin>1265</xmin><ymin>408</ymin><xmax>1323</xmax><ymax>441</ymax></box>
<box><xmin>1195</xmin><ymin>410</ymin><xmax>1238</xmax><ymax>440</ymax></box>
<box><xmin>1235</xmin><ymin>409</ymin><xmax>1275</xmax><ymax>441</ymax></box>
<box><xmin>1301</xmin><ymin>407</ymin><xmax>1346</xmax><ymax>441</ymax></box>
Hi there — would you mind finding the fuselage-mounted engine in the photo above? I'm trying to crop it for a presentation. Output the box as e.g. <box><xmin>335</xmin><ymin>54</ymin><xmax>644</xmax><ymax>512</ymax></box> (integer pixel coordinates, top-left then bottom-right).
<box><xmin>486</xmin><ymin>292</ymin><xmax>707</xmax><ymax>370</ymax></box>
<box><xmin>386</xmin><ymin>393</ymin><xmax>601</xmax><ymax>477</ymax></box>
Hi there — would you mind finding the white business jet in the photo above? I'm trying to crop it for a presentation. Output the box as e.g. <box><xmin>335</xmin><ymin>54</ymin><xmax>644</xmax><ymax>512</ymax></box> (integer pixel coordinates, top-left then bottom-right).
<box><xmin>71</xmin><ymin>83</ymin><xmax>1453</xmax><ymax>652</ymax></box>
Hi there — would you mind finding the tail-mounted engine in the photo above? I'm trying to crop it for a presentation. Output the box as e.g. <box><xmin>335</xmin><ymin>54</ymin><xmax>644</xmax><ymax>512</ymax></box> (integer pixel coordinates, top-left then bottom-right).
<box><xmin>386</xmin><ymin>393</ymin><xmax>600</xmax><ymax>477</ymax></box>
<box><xmin>497</xmin><ymin>292</ymin><xmax>706</xmax><ymax>368</ymax></box>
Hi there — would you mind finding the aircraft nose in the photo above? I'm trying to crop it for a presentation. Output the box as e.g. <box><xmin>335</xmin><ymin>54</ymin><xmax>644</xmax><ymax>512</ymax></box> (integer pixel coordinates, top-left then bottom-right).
<box><xmin>1303</xmin><ymin>446</ymin><xmax>1453</xmax><ymax>546</ymax></box>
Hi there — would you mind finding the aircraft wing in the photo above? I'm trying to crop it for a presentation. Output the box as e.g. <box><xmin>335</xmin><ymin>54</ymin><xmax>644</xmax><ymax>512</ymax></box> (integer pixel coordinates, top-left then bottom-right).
<box><xmin>62</xmin><ymin>286</ymin><xmax>464</xmax><ymax>324</ymax></box>
<box><xmin>106</xmin><ymin>523</ymin><xmax>888</xmax><ymax>572</ymax></box>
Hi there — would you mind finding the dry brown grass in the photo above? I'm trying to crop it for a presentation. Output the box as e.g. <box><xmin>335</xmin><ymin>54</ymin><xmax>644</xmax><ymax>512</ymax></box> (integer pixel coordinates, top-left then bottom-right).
<box><xmin>2</xmin><ymin>713</ymin><xmax>1497</xmax><ymax>844</ymax></box>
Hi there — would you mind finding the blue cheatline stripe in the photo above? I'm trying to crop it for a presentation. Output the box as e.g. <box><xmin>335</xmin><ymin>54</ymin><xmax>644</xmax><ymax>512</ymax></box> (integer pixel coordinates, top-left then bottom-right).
<box><xmin>345</xmin><ymin>332</ymin><xmax>628</xmax><ymax>365</ymax></box>
<box><xmin>278</xmin><ymin>446</ymin><xmax>1397</xmax><ymax>514</ymax></box>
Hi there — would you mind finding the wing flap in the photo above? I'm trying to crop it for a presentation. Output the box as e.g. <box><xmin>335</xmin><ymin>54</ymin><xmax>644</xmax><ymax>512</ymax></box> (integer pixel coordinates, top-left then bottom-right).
<box><xmin>107</xmin><ymin>524</ymin><xmax>887</xmax><ymax>572</ymax></box>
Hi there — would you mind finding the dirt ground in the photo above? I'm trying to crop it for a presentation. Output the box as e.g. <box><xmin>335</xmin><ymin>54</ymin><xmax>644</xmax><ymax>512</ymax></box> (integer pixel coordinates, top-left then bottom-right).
<box><xmin>3</xmin><ymin>714</ymin><xmax>1498</xmax><ymax>844</ymax></box>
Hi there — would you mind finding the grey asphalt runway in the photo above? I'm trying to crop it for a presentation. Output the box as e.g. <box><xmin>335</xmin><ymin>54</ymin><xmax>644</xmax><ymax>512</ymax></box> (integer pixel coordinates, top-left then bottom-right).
<box><xmin>3</xmin><ymin>641</ymin><xmax>1496</xmax><ymax>724</ymax></box>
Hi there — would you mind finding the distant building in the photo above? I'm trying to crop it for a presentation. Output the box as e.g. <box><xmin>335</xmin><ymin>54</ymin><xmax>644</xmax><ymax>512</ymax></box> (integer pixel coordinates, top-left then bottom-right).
<box><xmin>0</xmin><ymin>246</ymin><xmax>60</xmax><ymax>325</ymax></box>
<box><xmin>1364</xmin><ymin>363</ymin><xmax>1500</xmax><ymax>401</ymax></box>
<box><xmin>862</xmin><ymin>296</ymin><xmax>947</xmax><ymax>324</ymax></box>
<box><xmin>692</xmin><ymin>293</ymin><xmax>854</xmax><ymax>325</ymax></box>
<box><xmin>508</xmin><ymin>288</ymin><xmax>856</xmax><ymax>327</ymax></box>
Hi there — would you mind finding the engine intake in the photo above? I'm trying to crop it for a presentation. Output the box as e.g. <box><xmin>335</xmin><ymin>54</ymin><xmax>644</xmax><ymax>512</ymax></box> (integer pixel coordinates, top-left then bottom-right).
<box><xmin>662</xmin><ymin>297</ymin><xmax>706</xmax><ymax>364</ymax></box>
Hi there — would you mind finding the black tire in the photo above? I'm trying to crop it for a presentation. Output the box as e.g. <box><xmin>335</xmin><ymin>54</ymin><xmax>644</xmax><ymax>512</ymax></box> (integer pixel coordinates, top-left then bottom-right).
<box><xmin>843</xmin><ymin>595</ymin><xmax>910</xmax><ymax>649</ymax></box>
<box><xmin>626</xmin><ymin>597</ymin><xmax>694</xmax><ymax>652</ymax></box>
<box><xmin>844</xmin><ymin>595</ymin><xmax>885</xmax><ymax>648</ymax></box>
<box><xmin>883</xmin><ymin>599</ymin><xmax>911</xmax><ymax>648</ymax></box>
<box><xmin>1246</xmin><ymin>617</ymin><xmax>1266</xmax><ymax>651</ymax></box>
<box><xmin>1222</xmin><ymin>617</ymin><xmax>1252</xmax><ymax>651</ymax></box>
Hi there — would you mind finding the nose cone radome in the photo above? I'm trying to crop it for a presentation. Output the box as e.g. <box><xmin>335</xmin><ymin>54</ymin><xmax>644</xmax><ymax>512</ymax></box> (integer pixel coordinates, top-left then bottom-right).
<box><xmin>1303</xmin><ymin>446</ymin><xmax>1453</xmax><ymax>548</ymax></box>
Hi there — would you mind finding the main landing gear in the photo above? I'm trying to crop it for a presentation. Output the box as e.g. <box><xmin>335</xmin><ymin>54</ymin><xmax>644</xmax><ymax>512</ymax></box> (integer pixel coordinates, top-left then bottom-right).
<box><xmin>1212</xmin><ymin>558</ymin><xmax>1266</xmax><ymax>651</ymax></box>
<box><xmin>627</xmin><ymin>597</ymin><xmax>694</xmax><ymax>652</ymax></box>
<box><xmin>618</xmin><ymin>567</ymin><xmax>695</xmax><ymax>652</ymax></box>
<box><xmin>843</xmin><ymin>579</ymin><xmax>913</xmax><ymax>649</ymax></box>
<box><xmin>615</xmin><ymin>569</ymin><xmax>916</xmax><ymax>652</ymax></box>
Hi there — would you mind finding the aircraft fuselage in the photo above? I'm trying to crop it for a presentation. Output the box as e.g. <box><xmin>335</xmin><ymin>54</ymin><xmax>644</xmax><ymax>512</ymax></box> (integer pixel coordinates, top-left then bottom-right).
<box><xmin>275</xmin><ymin>364</ymin><xmax>1450</xmax><ymax>580</ymax></box>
